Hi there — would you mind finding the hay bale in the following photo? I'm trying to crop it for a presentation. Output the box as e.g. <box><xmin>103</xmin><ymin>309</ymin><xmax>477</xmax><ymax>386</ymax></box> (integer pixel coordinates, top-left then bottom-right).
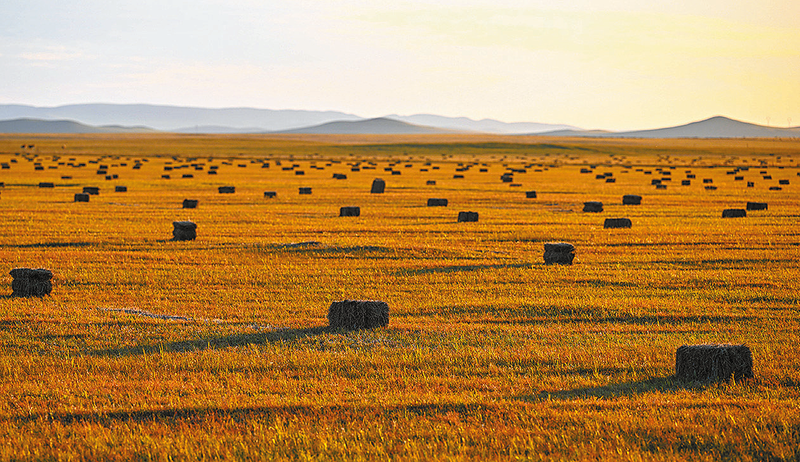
<box><xmin>769</xmin><ymin>186</ymin><xmax>782</xmax><ymax>191</ymax></box>
<box><xmin>583</xmin><ymin>201</ymin><xmax>603</xmax><ymax>213</ymax></box>
<box><xmin>543</xmin><ymin>242</ymin><xmax>575</xmax><ymax>265</ymax></box>
<box><xmin>605</xmin><ymin>178</ymin><xmax>616</xmax><ymax>183</ymax></box>
<box><xmin>427</xmin><ymin>198</ymin><xmax>448</xmax><ymax>207</ymax></box>
<box><xmin>705</xmin><ymin>185</ymin><xmax>717</xmax><ymax>190</ymax></box>
<box><xmin>339</xmin><ymin>206</ymin><xmax>361</xmax><ymax>217</ymax></box>
<box><xmin>779</xmin><ymin>179</ymin><xmax>790</xmax><ymax>185</ymax></box>
<box><xmin>264</xmin><ymin>191</ymin><xmax>277</xmax><ymax>198</ymax></box>
<box><xmin>299</xmin><ymin>187</ymin><xmax>312</xmax><ymax>195</ymax></box>
<box><xmin>74</xmin><ymin>193</ymin><xmax>90</xmax><ymax>202</ymax></box>
<box><xmin>457</xmin><ymin>211</ymin><xmax>479</xmax><ymax>222</ymax></box>
<box><xmin>746</xmin><ymin>202</ymin><xmax>767</xmax><ymax>211</ymax></box>
<box><xmin>622</xmin><ymin>195</ymin><xmax>641</xmax><ymax>205</ymax></box>
<box><xmin>10</xmin><ymin>268</ymin><xmax>53</xmax><ymax>297</ymax></box>
<box><xmin>604</xmin><ymin>218</ymin><xmax>632</xmax><ymax>229</ymax></box>
<box><xmin>371</xmin><ymin>178</ymin><xmax>386</xmax><ymax>193</ymax></box>
<box><xmin>82</xmin><ymin>187</ymin><xmax>99</xmax><ymax>195</ymax></box>
<box><xmin>333</xmin><ymin>173</ymin><xmax>347</xmax><ymax>180</ymax></box>
<box><xmin>218</xmin><ymin>186</ymin><xmax>235</xmax><ymax>194</ymax></box>
<box><xmin>115</xmin><ymin>186</ymin><xmax>127</xmax><ymax>192</ymax></box>
<box><xmin>328</xmin><ymin>300</ymin><xmax>389</xmax><ymax>330</ymax></box>
<box><xmin>682</xmin><ymin>180</ymin><xmax>691</xmax><ymax>186</ymax></box>
<box><xmin>172</xmin><ymin>221</ymin><xmax>197</xmax><ymax>241</ymax></box>
<box><xmin>38</xmin><ymin>182</ymin><xmax>54</xmax><ymax>188</ymax></box>
<box><xmin>675</xmin><ymin>344</ymin><xmax>753</xmax><ymax>382</ymax></box>
<box><xmin>747</xmin><ymin>182</ymin><xmax>755</xmax><ymax>188</ymax></box>
<box><xmin>426</xmin><ymin>180</ymin><xmax>436</xmax><ymax>185</ymax></box>
<box><xmin>525</xmin><ymin>191</ymin><xmax>537</xmax><ymax>198</ymax></box>
<box><xmin>722</xmin><ymin>209</ymin><xmax>746</xmax><ymax>218</ymax></box>
<box><xmin>182</xmin><ymin>199</ymin><xmax>198</xmax><ymax>209</ymax></box>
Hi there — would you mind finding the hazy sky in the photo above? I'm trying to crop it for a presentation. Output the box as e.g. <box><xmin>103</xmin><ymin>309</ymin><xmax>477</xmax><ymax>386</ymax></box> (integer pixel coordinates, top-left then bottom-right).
<box><xmin>1</xmin><ymin>0</ymin><xmax>797</xmax><ymax>130</ymax></box>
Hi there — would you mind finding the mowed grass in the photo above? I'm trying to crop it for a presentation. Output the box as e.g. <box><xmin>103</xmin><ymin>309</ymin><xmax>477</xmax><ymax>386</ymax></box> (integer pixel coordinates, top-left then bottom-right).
<box><xmin>0</xmin><ymin>134</ymin><xmax>799</xmax><ymax>460</ymax></box>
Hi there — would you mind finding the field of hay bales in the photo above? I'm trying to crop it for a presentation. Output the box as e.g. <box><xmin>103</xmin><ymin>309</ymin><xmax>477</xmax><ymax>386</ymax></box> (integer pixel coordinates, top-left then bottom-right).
<box><xmin>1</xmin><ymin>133</ymin><xmax>799</xmax><ymax>460</ymax></box>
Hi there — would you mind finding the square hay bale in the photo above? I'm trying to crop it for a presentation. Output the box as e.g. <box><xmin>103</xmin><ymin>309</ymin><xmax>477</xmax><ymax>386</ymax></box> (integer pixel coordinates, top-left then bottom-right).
<box><xmin>681</xmin><ymin>180</ymin><xmax>691</xmax><ymax>186</ymax></box>
<box><xmin>370</xmin><ymin>178</ymin><xmax>386</xmax><ymax>193</ymax></box>
<box><xmin>74</xmin><ymin>193</ymin><xmax>90</xmax><ymax>202</ymax></box>
<box><xmin>10</xmin><ymin>268</ymin><xmax>53</xmax><ymax>297</ymax></box>
<box><xmin>264</xmin><ymin>191</ymin><xmax>277</xmax><ymax>198</ymax></box>
<box><xmin>328</xmin><ymin>300</ymin><xmax>389</xmax><ymax>330</ymax></box>
<box><xmin>543</xmin><ymin>242</ymin><xmax>575</xmax><ymax>265</ymax></box>
<box><xmin>583</xmin><ymin>201</ymin><xmax>603</xmax><ymax>213</ymax></box>
<box><xmin>38</xmin><ymin>182</ymin><xmax>54</xmax><ymax>188</ymax></box>
<box><xmin>218</xmin><ymin>186</ymin><xmax>235</xmax><ymax>194</ymax></box>
<box><xmin>457</xmin><ymin>211</ymin><xmax>479</xmax><ymax>222</ymax></box>
<box><xmin>525</xmin><ymin>191</ymin><xmax>537</xmax><ymax>198</ymax></box>
<box><xmin>427</xmin><ymin>198</ymin><xmax>448</xmax><ymax>207</ymax></box>
<box><xmin>115</xmin><ymin>186</ymin><xmax>127</xmax><ymax>192</ymax></box>
<box><xmin>339</xmin><ymin>206</ymin><xmax>361</xmax><ymax>217</ymax></box>
<box><xmin>182</xmin><ymin>199</ymin><xmax>199</xmax><ymax>209</ymax></box>
<box><xmin>299</xmin><ymin>187</ymin><xmax>312</xmax><ymax>195</ymax></box>
<box><xmin>604</xmin><ymin>217</ymin><xmax>632</xmax><ymax>229</ymax></box>
<box><xmin>426</xmin><ymin>180</ymin><xmax>437</xmax><ymax>185</ymax></box>
<box><xmin>675</xmin><ymin>344</ymin><xmax>753</xmax><ymax>382</ymax></box>
<box><xmin>622</xmin><ymin>195</ymin><xmax>641</xmax><ymax>205</ymax></box>
<box><xmin>722</xmin><ymin>208</ymin><xmax>746</xmax><ymax>218</ymax></box>
<box><xmin>333</xmin><ymin>173</ymin><xmax>347</xmax><ymax>180</ymax></box>
<box><xmin>172</xmin><ymin>221</ymin><xmax>197</xmax><ymax>241</ymax></box>
<box><xmin>746</xmin><ymin>202</ymin><xmax>767</xmax><ymax>211</ymax></box>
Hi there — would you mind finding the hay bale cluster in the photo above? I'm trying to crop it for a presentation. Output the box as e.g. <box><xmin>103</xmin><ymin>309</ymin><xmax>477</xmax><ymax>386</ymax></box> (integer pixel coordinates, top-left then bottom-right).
<box><xmin>371</xmin><ymin>178</ymin><xmax>386</xmax><ymax>194</ymax></box>
<box><xmin>604</xmin><ymin>218</ymin><xmax>632</xmax><ymax>229</ymax></box>
<box><xmin>10</xmin><ymin>268</ymin><xmax>53</xmax><ymax>297</ymax></box>
<box><xmin>457</xmin><ymin>211</ymin><xmax>479</xmax><ymax>222</ymax></box>
<box><xmin>172</xmin><ymin>221</ymin><xmax>197</xmax><ymax>241</ymax></box>
<box><xmin>583</xmin><ymin>201</ymin><xmax>603</xmax><ymax>213</ymax></box>
<box><xmin>543</xmin><ymin>242</ymin><xmax>575</xmax><ymax>265</ymax></box>
<box><xmin>675</xmin><ymin>344</ymin><xmax>753</xmax><ymax>382</ymax></box>
<box><xmin>340</xmin><ymin>206</ymin><xmax>361</xmax><ymax>217</ymax></box>
<box><xmin>722</xmin><ymin>209</ymin><xmax>746</xmax><ymax>218</ymax></box>
<box><xmin>328</xmin><ymin>300</ymin><xmax>389</xmax><ymax>330</ymax></box>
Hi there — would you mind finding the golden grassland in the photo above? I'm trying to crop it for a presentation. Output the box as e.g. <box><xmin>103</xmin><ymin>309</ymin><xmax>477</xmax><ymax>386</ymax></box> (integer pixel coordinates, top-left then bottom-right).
<box><xmin>0</xmin><ymin>134</ymin><xmax>799</xmax><ymax>460</ymax></box>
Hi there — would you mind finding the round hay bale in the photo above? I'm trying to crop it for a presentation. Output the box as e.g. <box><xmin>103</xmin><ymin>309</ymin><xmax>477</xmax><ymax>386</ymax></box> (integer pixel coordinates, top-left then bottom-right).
<box><xmin>208</xmin><ymin>170</ymin><xmax>217</xmax><ymax>175</ymax></box>
<box><xmin>182</xmin><ymin>199</ymin><xmax>198</xmax><ymax>209</ymax></box>
<box><xmin>328</xmin><ymin>300</ymin><xmax>389</xmax><ymax>330</ymax></box>
<box><xmin>264</xmin><ymin>191</ymin><xmax>277</xmax><ymax>198</ymax></box>
<box><xmin>299</xmin><ymin>187</ymin><xmax>312</xmax><ymax>195</ymax></box>
<box><xmin>339</xmin><ymin>206</ymin><xmax>361</xmax><ymax>217</ymax></box>
<box><xmin>370</xmin><ymin>178</ymin><xmax>386</xmax><ymax>193</ymax></box>
<box><xmin>525</xmin><ymin>191</ymin><xmax>537</xmax><ymax>199</ymax></box>
<box><xmin>333</xmin><ymin>173</ymin><xmax>347</xmax><ymax>180</ymax></box>
<box><xmin>583</xmin><ymin>201</ymin><xmax>603</xmax><ymax>213</ymax></box>
<box><xmin>453</xmin><ymin>174</ymin><xmax>464</xmax><ymax>179</ymax></box>
<box><xmin>182</xmin><ymin>174</ymin><xmax>193</xmax><ymax>179</ymax></box>
<box><xmin>427</xmin><ymin>198</ymin><xmax>448</xmax><ymax>207</ymax></box>
<box><xmin>675</xmin><ymin>344</ymin><xmax>753</xmax><ymax>382</ymax></box>
<box><xmin>38</xmin><ymin>182</ymin><xmax>54</xmax><ymax>188</ymax></box>
<box><xmin>681</xmin><ymin>180</ymin><xmax>691</xmax><ymax>186</ymax></box>
<box><xmin>604</xmin><ymin>218</ymin><xmax>632</xmax><ymax>229</ymax></box>
<box><xmin>703</xmin><ymin>179</ymin><xmax>713</xmax><ymax>184</ymax></box>
<box><xmin>779</xmin><ymin>179</ymin><xmax>790</xmax><ymax>185</ymax></box>
<box><xmin>74</xmin><ymin>193</ymin><xmax>90</xmax><ymax>202</ymax></box>
<box><xmin>705</xmin><ymin>185</ymin><xmax>718</xmax><ymax>190</ymax></box>
<box><xmin>426</xmin><ymin>180</ymin><xmax>436</xmax><ymax>185</ymax></box>
<box><xmin>218</xmin><ymin>186</ymin><xmax>235</xmax><ymax>194</ymax></box>
<box><xmin>746</xmin><ymin>202</ymin><xmax>767</xmax><ymax>211</ymax></box>
<box><xmin>82</xmin><ymin>186</ymin><xmax>100</xmax><ymax>195</ymax></box>
<box><xmin>172</xmin><ymin>221</ymin><xmax>197</xmax><ymax>241</ymax></box>
<box><xmin>115</xmin><ymin>186</ymin><xmax>127</xmax><ymax>192</ymax></box>
<box><xmin>10</xmin><ymin>268</ymin><xmax>53</xmax><ymax>297</ymax></box>
<box><xmin>622</xmin><ymin>195</ymin><xmax>641</xmax><ymax>205</ymax></box>
<box><xmin>769</xmin><ymin>186</ymin><xmax>782</xmax><ymax>191</ymax></box>
<box><xmin>605</xmin><ymin>178</ymin><xmax>616</xmax><ymax>183</ymax></box>
<box><xmin>543</xmin><ymin>242</ymin><xmax>575</xmax><ymax>265</ymax></box>
<box><xmin>722</xmin><ymin>209</ymin><xmax>746</xmax><ymax>218</ymax></box>
<box><xmin>457</xmin><ymin>211</ymin><xmax>479</xmax><ymax>222</ymax></box>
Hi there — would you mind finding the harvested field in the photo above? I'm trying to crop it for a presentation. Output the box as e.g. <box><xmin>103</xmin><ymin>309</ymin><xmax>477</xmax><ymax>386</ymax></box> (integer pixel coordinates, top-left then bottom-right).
<box><xmin>0</xmin><ymin>134</ymin><xmax>799</xmax><ymax>460</ymax></box>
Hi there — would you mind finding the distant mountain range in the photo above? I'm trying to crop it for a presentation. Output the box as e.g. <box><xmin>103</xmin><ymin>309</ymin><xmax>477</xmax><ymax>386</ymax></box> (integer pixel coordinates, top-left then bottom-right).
<box><xmin>0</xmin><ymin>104</ymin><xmax>797</xmax><ymax>138</ymax></box>
<box><xmin>537</xmin><ymin>116</ymin><xmax>800</xmax><ymax>138</ymax></box>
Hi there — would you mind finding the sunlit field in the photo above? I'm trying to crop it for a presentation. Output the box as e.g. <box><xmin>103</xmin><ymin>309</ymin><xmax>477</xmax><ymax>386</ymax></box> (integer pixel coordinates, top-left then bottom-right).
<box><xmin>1</xmin><ymin>133</ymin><xmax>799</xmax><ymax>460</ymax></box>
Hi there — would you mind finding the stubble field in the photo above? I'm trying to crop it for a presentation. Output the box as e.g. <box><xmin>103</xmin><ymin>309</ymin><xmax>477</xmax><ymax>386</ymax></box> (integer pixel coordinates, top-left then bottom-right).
<box><xmin>0</xmin><ymin>134</ymin><xmax>799</xmax><ymax>460</ymax></box>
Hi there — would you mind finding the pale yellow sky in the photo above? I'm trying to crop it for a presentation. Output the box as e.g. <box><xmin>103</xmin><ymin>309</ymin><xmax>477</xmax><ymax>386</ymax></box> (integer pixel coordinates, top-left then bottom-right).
<box><xmin>1</xmin><ymin>0</ymin><xmax>798</xmax><ymax>130</ymax></box>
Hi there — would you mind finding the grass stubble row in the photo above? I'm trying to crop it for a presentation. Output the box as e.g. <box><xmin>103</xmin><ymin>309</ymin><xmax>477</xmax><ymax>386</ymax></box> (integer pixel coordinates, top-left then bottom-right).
<box><xmin>0</xmin><ymin>134</ymin><xmax>799</xmax><ymax>460</ymax></box>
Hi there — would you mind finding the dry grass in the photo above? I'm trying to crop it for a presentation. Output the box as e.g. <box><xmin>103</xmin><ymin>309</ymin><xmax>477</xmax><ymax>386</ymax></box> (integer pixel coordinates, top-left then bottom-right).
<box><xmin>0</xmin><ymin>134</ymin><xmax>799</xmax><ymax>460</ymax></box>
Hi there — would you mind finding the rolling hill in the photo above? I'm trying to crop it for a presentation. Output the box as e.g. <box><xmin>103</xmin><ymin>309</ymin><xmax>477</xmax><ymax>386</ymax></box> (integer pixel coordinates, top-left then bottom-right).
<box><xmin>0</xmin><ymin>118</ymin><xmax>155</xmax><ymax>134</ymax></box>
<box><xmin>272</xmin><ymin>117</ymin><xmax>463</xmax><ymax>135</ymax></box>
<box><xmin>536</xmin><ymin>116</ymin><xmax>799</xmax><ymax>138</ymax></box>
